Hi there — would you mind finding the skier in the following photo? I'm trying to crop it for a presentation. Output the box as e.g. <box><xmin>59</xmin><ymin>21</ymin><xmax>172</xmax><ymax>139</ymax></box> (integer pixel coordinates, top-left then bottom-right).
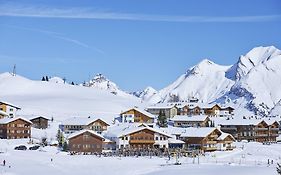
<box><xmin>3</xmin><ymin>160</ymin><xmax>6</xmax><ymax>166</ymax></box>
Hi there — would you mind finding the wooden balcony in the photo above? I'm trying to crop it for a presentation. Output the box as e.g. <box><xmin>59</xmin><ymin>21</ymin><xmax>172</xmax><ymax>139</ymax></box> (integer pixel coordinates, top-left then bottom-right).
<box><xmin>255</xmin><ymin>128</ymin><xmax>268</xmax><ymax>131</ymax></box>
<box><xmin>129</xmin><ymin>140</ymin><xmax>155</xmax><ymax>144</ymax></box>
<box><xmin>205</xmin><ymin>140</ymin><xmax>217</xmax><ymax>144</ymax></box>
<box><xmin>203</xmin><ymin>147</ymin><xmax>217</xmax><ymax>151</ymax></box>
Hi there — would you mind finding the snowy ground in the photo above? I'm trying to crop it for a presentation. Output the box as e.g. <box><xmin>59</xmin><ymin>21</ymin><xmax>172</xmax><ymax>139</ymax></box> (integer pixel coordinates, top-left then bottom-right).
<box><xmin>0</xmin><ymin>140</ymin><xmax>280</xmax><ymax>175</ymax></box>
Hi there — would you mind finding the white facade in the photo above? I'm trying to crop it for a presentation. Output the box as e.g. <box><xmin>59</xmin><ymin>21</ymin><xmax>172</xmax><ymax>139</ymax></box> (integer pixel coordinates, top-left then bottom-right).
<box><xmin>121</xmin><ymin>114</ymin><xmax>134</xmax><ymax>123</ymax></box>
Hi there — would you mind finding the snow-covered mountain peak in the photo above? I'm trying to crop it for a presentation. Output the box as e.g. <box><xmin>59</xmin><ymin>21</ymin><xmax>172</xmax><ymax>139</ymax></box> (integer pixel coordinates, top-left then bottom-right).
<box><xmin>232</xmin><ymin>46</ymin><xmax>281</xmax><ymax>80</ymax></box>
<box><xmin>92</xmin><ymin>73</ymin><xmax>108</xmax><ymax>83</ymax></box>
<box><xmin>244</xmin><ymin>46</ymin><xmax>280</xmax><ymax>64</ymax></box>
<box><xmin>188</xmin><ymin>58</ymin><xmax>229</xmax><ymax>76</ymax></box>
<box><xmin>85</xmin><ymin>73</ymin><xmax>119</xmax><ymax>93</ymax></box>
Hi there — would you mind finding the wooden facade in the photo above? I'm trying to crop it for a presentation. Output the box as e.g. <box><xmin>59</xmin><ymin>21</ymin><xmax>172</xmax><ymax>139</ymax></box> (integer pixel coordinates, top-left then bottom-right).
<box><xmin>180</xmin><ymin>128</ymin><xmax>235</xmax><ymax>152</ymax></box>
<box><xmin>128</xmin><ymin>129</ymin><xmax>155</xmax><ymax>148</ymax></box>
<box><xmin>185</xmin><ymin>129</ymin><xmax>221</xmax><ymax>152</ymax></box>
<box><xmin>172</xmin><ymin>116</ymin><xmax>211</xmax><ymax>127</ymax></box>
<box><xmin>0</xmin><ymin>118</ymin><xmax>32</xmax><ymax>139</ymax></box>
<box><xmin>179</xmin><ymin>104</ymin><xmax>234</xmax><ymax>117</ymax></box>
<box><xmin>220</xmin><ymin>120</ymin><xmax>280</xmax><ymax>143</ymax></box>
<box><xmin>146</xmin><ymin>106</ymin><xmax>178</xmax><ymax>118</ymax></box>
<box><xmin>63</xmin><ymin>118</ymin><xmax>109</xmax><ymax>134</ymax></box>
<box><xmin>68</xmin><ymin>130</ymin><xmax>105</xmax><ymax>153</ymax></box>
<box><xmin>30</xmin><ymin>116</ymin><xmax>49</xmax><ymax>129</ymax></box>
<box><xmin>117</xmin><ymin>127</ymin><xmax>171</xmax><ymax>149</ymax></box>
<box><xmin>121</xmin><ymin>108</ymin><xmax>154</xmax><ymax>123</ymax></box>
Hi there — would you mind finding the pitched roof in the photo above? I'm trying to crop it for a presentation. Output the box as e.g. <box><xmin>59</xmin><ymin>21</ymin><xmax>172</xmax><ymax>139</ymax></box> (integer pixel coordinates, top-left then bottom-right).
<box><xmin>29</xmin><ymin>116</ymin><xmax>50</xmax><ymax>121</ymax></box>
<box><xmin>171</xmin><ymin>115</ymin><xmax>209</xmax><ymax>122</ymax></box>
<box><xmin>0</xmin><ymin>117</ymin><xmax>32</xmax><ymax>124</ymax></box>
<box><xmin>62</xmin><ymin>117</ymin><xmax>109</xmax><ymax>126</ymax></box>
<box><xmin>118</xmin><ymin>126</ymin><xmax>172</xmax><ymax>138</ymax></box>
<box><xmin>180</xmin><ymin>127</ymin><xmax>220</xmax><ymax>138</ymax></box>
<box><xmin>0</xmin><ymin>101</ymin><xmax>21</xmax><ymax>109</ymax></box>
<box><xmin>68</xmin><ymin>129</ymin><xmax>105</xmax><ymax>140</ymax></box>
<box><xmin>217</xmin><ymin>132</ymin><xmax>235</xmax><ymax>141</ymax></box>
<box><xmin>146</xmin><ymin>103</ymin><xmax>177</xmax><ymax>110</ymax></box>
<box><xmin>168</xmin><ymin>138</ymin><xmax>185</xmax><ymax>144</ymax></box>
<box><xmin>121</xmin><ymin>108</ymin><xmax>155</xmax><ymax>119</ymax></box>
<box><xmin>218</xmin><ymin>118</ymin><xmax>266</xmax><ymax>126</ymax></box>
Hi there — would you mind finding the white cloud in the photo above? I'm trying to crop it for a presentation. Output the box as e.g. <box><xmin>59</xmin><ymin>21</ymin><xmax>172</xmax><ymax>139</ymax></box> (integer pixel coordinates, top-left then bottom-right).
<box><xmin>0</xmin><ymin>3</ymin><xmax>280</xmax><ymax>22</ymax></box>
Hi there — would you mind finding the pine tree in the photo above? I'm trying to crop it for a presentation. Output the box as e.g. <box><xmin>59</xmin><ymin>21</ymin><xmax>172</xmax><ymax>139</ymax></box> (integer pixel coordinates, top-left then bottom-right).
<box><xmin>45</xmin><ymin>76</ymin><xmax>49</xmax><ymax>81</ymax></box>
<box><xmin>56</xmin><ymin>129</ymin><xmax>64</xmax><ymax>147</ymax></box>
<box><xmin>277</xmin><ymin>163</ymin><xmax>281</xmax><ymax>175</ymax></box>
<box><xmin>63</xmin><ymin>142</ymin><xmax>68</xmax><ymax>152</ymax></box>
<box><xmin>42</xmin><ymin>76</ymin><xmax>46</xmax><ymax>81</ymax></box>
<box><xmin>157</xmin><ymin>110</ymin><xmax>167</xmax><ymax>127</ymax></box>
<box><xmin>71</xmin><ymin>82</ymin><xmax>75</xmax><ymax>85</ymax></box>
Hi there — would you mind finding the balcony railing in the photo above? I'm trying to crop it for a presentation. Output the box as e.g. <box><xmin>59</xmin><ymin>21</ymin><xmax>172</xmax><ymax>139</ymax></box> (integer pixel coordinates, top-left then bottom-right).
<box><xmin>129</xmin><ymin>140</ymin><xmax>155</xmax><ymax>144</ymax></box>
<box><xmin>203</xmin><ymin>147</ymin><xmax>217</xmax><ymax>151</ymax></box>
<box><xmin>255</xmin><ymin>128</ymin><xmax>268</xmax><ymax>131</ymax></box>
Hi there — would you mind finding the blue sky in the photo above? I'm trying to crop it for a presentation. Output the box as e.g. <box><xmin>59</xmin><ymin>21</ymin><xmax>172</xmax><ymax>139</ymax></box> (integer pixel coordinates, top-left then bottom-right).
<box><xmin>0</xmin><ymin>0</ymin><xmax>281</xmax><ymax>91</ymax></box>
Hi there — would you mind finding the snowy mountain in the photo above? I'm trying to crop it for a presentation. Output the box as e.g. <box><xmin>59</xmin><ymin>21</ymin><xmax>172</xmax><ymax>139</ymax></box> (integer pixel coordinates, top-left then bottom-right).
<box><xmin>149</xmin><ymin>59</ymin><xmax>234</xmax><ymax>103</ymax></box>
<box><xmin>0</xmin><ymin>72</ymin><xmax>145</xmax><ymax>123</ymax></box>
<box><xmin>84</xmin><ymin>73</ymin><xmax>133</xmax><ymax>97</ymax></box>
<box><xmin>147</xmin><ymin>46</ymin><xmax>281</xmax><ymax>116</ymax></box>
<box><xmin>132</xmin><ymin>86</ymin><xmax>161</xmax><ymax>103</ymax></box>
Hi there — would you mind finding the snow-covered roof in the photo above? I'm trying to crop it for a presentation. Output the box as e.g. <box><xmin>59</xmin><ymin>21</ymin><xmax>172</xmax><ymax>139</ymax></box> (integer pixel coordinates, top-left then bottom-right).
<box><xmin>0</xmin><ymin>110</ymin><xmax>8</xmax><ymax>116</ymax></box>
<box><xmin>180</xmin><ymin>127</ymin><xmax>219</xmax><ymax>138</ymax></box>
<box><xmin>62</xmin><ymin>117</ymin><xmax>109</xmax><ymax>126</ymax></box>
<box><xmin>217</xmin><ymin>132</ymin><xmax>235</xmax><ymax>141</ymax></box>
<box><xmin>218</xmin><ymin>118</ymin><xmax>265</xmax><ymax>126</ymax></box>
<box><xmin>28</xmin><ymin>115</ymin><xmax>50</xmax><ymax>121</ymax></box>
<box><xmin>146</xmin><ymin>103</ymin><xmax>177</xmax><ymax>110</ymax></box>
<box><xmin>118</xmin><ymin>126</ymin><xmax>172</xmax><ymax>138</ymax></box>
<box><xmin>168</xmin><ymin>138</ymin><xmax>185</xmax><ymax>144</ymax></box>
<box><xmin>263</xmin><ymin>119</ymin><xmax>280</xmax><ymax>126</ymax></box>
<box><xmin>170</xmin><ymin>115</ymin><xmax>209</xmax><ymax>122</ymax></box>
<box><xmin>0</xmin><ymin>101</ymin><xmax>21</xmax><ymax>109</ymax></box>
<box><xmin>68</xmin><ymin>129</ymin><xmax>105</xmax><ymax>140</ymax></box>
<box><xmin>0</xmin><ymin>117</ymin><xmax>32</xmax><ymax>124</ymax></box>
<box><xmin>105</xmin><ymin>123</ymin><xmax>171</xmax><ymax>138</ymax></box>
<box><xmin>121</xmin><ymin>107</ymin><xmax>156</xmax><ymax>119</ymax></box>
<box><xmin>160</xmin><ymin>126</ymin><xmax>187</xmax><ymax>136</ymax></box>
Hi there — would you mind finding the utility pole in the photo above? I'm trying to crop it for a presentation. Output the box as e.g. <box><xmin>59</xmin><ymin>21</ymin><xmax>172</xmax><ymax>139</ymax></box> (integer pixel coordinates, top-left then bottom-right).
<box><xmin>12</xmin><ymin>64</ymin><xmax>16</xmax><ymax>76</ymax></box>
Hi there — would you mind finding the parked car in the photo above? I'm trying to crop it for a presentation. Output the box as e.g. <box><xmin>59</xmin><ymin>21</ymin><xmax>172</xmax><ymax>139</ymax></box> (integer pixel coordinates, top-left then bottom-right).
<box><xmin>29</xmin><ymin>145</ymin><xmax>40</xmax><ymax>150</ymax></box>
<box><xmin>14</xmin><ymin>145</ymin><xmax>27</xmax><ymax>150</ymax></box>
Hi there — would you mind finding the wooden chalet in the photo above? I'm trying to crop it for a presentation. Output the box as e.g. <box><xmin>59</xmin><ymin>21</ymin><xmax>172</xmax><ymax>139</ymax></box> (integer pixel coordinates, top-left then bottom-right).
<box><xmin>0</xmin><ymin>117</ymin><xmax>32</xmax><ymax>139</ymax></box>
<box><xmin>68</xmin><ymin>129</ymin><xmax>108</xmax><ymax>154</ymax></box>
<box><xmin>120</xmin><ymin>108</ymin><xmax>155</xmax><ymax>123</ymax></box>
<box><xmin>30</xmin><ymin>116</ymin><xmax>49</xmax><ymax>129</ymax></box>
<box><xmin>62</xmin><ymin>117</ymin><xmax>110</xmax><ymax>134</ymax></box>
<box><xmin>170</xmin><ymin>115</ymin><xmax>211</xmax><ymax>127</ymax></box>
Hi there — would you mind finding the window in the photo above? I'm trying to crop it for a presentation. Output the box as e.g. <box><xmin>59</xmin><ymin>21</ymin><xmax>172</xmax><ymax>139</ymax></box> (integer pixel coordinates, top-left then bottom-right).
<box><xmin>83</xmin><ymin>134</ymin><xmax>89</xmax><ymax>141</ymax></box>
<box><xmin>10</xmin><ymin>108</ymin><xmax>13</xmax><ymax>111</ymax></box>
<box><xmin>72</xmin><ymin>144</ymin><xmax>76</xmax><ymax>148</ymax></box>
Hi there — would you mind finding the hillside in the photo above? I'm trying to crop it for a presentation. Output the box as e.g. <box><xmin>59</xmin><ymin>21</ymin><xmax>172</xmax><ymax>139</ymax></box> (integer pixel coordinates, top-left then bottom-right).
<box><xmin>0</xmin><ymin>72</ymin><xmax>144</xmax><ymax>123</ymax></box>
